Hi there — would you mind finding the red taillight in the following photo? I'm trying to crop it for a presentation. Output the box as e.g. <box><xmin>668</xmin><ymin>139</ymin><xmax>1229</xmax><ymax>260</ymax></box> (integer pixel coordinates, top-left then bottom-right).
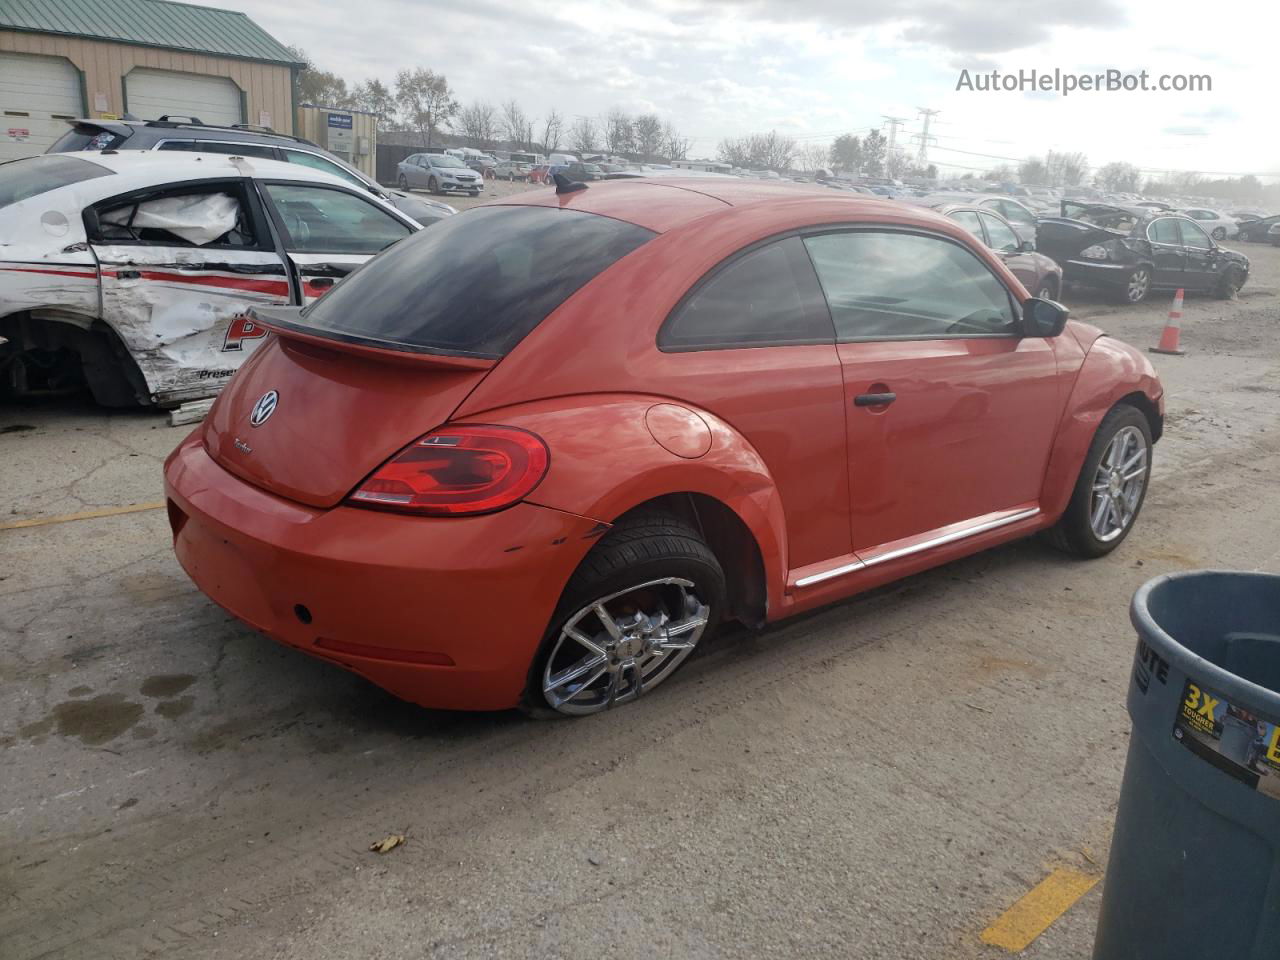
<box><xmin>347</xmin><ymin>424</ymin><xmax>549</xmax><ymax>516</ymax></box>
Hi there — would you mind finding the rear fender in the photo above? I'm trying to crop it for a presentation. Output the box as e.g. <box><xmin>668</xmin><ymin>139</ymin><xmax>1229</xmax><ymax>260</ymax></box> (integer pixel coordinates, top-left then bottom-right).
<box><xmin>1040</xmin><ymin>337</ymin><xmax>1163</xmax><ymax>519</ymax></box>
<box><xmin>470</xmin><ymin>394</ymin><xmax>790</xmax><ymax>614</ymax></box>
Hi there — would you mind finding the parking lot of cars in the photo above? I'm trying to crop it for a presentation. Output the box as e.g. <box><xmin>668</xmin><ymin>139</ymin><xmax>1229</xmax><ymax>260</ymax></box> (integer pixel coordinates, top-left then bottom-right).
<box><xmin>4</xmin><ymin>145</ymin><xmax>1280</xmax><ymax>955</ymax></box>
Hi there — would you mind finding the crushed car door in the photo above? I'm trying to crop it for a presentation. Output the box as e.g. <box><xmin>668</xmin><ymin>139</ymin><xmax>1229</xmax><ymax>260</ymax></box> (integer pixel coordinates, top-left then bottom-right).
<box><xmin>256</xmin><ymin>181</ymin><xmax>415</xmax><ymax>304</ymax></box>
<box><xmin>1176</xmin><ymin>218</ymin><xmax>1221</xmax><ymax>292</ymax></box>
<box><xmin>87</xmin><ymin>178</ymin><xmax>290</xmax><ymax>404</ymax></box>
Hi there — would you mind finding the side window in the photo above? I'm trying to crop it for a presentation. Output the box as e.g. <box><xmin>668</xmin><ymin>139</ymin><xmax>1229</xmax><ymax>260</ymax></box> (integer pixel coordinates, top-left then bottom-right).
<box><xmin>996</xmin><ymin>199</ymin><xmax>1035</xmax><ymax>228</ymax></box>
<box><xmin>158</xmin><ymin>140</ymin><xmax>278</xmax><ymax>160</ymax></box>
<box><xmin>949</xmin><ymin>210</ymin><xmax>984</xmax><ymax>239</ymax></box>
<box><xmin>659</xmin><ymin>236</ymin><xmax>832</xmax><ymax>350</ymax></box>
<box><xmin>281</xmin><ymin>149</ymin><xmax>366</xmax><ymax>188</ymax></box>
<box><xmin>263</xmin><ymin>183</ymin><xmax>411</xmax><ymax>254</ymax></box>
<box><xmin>979</xmin><ymin>213</ymin><xmax>1020</xmax><ymax>254</ymax></box>
<box><xmin>804</xmin><ymin>231</ymin><xmax>1018</xmax><ymax>341</ymax></box>
<box><xmin>1148</xmin><ymin>218</ymin><xmax>1181</xmax><ymax>245</ymax></box>
<box><xmin>1177</xmin><ymin>219</ymin><xmax>1212</xmax><ymax>250</ymax></box>
<box><xmin>95</xmin><ymin>184</ymin><xmax>257</xmax><ymax>248</ymax></box>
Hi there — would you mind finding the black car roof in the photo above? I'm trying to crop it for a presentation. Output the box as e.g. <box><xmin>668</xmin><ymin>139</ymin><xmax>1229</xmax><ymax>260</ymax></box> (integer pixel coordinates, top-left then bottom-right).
<box><xmin>68</xmin><ymin>117</ymin><xmax>319</xmax><ymax>149</ymax></box>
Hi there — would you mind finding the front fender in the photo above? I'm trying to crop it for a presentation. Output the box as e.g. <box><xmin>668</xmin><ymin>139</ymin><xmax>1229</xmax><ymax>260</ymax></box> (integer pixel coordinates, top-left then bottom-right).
<box><xmin>1040</xmin><ymin>336</ymin><xmax>1164</xmax><ymax>519</ymax></box>
<box><xmin>472</xmin><ymin>393</ymin><xmax>790</xmax><ymax>614</ymax></box>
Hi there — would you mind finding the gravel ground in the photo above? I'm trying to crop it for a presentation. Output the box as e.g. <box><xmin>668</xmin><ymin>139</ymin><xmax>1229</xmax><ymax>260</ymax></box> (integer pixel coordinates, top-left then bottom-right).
<box><xmin>1</xmin><ymin>233</ymin><xmax>1278</xmax><ymax>960</ymax></box>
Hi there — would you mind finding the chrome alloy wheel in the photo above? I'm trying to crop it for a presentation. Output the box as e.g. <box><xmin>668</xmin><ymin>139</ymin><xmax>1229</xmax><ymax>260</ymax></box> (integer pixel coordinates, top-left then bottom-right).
<box><xmin>1127</xmin><ymin>268</ymin><xmax>1151</xmax><ymax>303</ymax></box>
<box><xmin>1090</xmin><ymin>425</ymin><xmax>1149</xmax><ymax>542</ymax></box>
<box><xmin>542</xmin><ymin>578</ymin><xmax>710</xmax><ymax>715</ymax></box>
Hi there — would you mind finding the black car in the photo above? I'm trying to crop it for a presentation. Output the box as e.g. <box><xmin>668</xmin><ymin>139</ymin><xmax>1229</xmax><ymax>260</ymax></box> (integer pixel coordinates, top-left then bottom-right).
<box><xmin>47</xmin><ymin>117</ymin><xmax>456</xmax><ymax>226</ymax></box>
<box><xmin>563</xmin><ymin>162</ymin><xmax>605</xmax><ymax>181</ymax></box>
<box><xmin>1236</xmin><ymin>214</ymin><xmax>1280</xmax><ymax>243</ymax></box>
<box><xmin>1037</xmin><ymin>201</ymin><xmax>1250</xmax><ymax>304</ymax></box>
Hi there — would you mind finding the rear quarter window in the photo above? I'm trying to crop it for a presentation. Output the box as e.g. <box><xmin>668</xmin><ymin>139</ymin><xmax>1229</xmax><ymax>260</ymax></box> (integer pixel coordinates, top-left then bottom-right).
<box><xmin>0</xmin><ymin>155</ymin><xmax>113</xmax><ymax>209</ymax></box>
<box><xmin>299</xmin><ymin>205</ymin><xmax>655</xmax><ymax>357</ymax></box>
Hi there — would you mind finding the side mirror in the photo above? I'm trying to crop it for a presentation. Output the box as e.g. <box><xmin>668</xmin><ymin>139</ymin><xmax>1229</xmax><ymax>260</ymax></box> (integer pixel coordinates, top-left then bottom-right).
<box><xmin>1023</xmin><ymin>297</ymin><xmax>1068</xmax><ymax>337</ymax></box>
<box><xmin>1020</xmin><ymin>239</ymin><xmax>1036</xmax><ymax>253</ymax></box>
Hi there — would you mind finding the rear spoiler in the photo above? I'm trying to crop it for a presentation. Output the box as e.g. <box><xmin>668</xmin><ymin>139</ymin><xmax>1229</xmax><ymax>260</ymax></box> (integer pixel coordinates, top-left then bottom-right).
<box><xmin>249</xmin><ymin>307</ymin><xmax>497</xmax><ymax>372</ymax></box>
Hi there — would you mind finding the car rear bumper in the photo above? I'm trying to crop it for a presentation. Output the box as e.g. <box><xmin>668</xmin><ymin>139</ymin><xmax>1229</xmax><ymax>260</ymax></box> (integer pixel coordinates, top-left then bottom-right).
<box><xmin>163</xmin><ymin>433</ymin><xmax>601</xmax><ymax>711</ymax></box>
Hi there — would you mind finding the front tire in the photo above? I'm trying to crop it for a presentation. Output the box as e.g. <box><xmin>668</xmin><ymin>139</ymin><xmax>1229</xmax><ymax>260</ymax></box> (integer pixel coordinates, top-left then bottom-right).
<box><xmin>1214</xmin><ymin>266</ymin><xmax>1244</xmax><ymax>299</ymax></box>
<box><xmin>1046</xmin><ymin>404</ymin><xmax>1152</xmax><ymax>558</ymax></box>
<box><xmin>427</xmin><ymin>176</ymin><xmax>441</xmax><ymax>195</ymax></box>
<box><xmin>527</xmin><ymin>512</ymin><xmax>725</xmax><ymax>717</ymax></box>
<box><xmin>1212</xmin><ymin>227</ymin><xmax>1227</xmax><ymax>240</ymax></box>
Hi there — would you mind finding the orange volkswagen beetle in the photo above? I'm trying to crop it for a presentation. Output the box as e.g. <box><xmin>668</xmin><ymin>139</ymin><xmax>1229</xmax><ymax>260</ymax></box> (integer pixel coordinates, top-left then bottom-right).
<box><xmin>164</xmin><ymin>178</ymin><xmax>1164</xmax><ymax>716</ymax></box>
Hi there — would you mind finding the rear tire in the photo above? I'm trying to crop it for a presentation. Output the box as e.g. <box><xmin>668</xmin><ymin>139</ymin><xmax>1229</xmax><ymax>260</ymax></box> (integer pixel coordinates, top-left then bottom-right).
<box><xmin>524</xmin><ymin>511</ymin><xmax>726</xmax><ymax>718</ymax></box>
<box><xmin>1045</xmin><ymin>404</ymin><xmax>1152</xmax><ymax>559</ymax></box>
<box><xmin>1212</xmin><ymin>227</ymin><xmax>1227</xmax><ymax>240</ymax></box>
<box><xmin>1113</xmin><ymin>266</ymin><xmax>1151</xmax><ymax>304</ymax></box>
<box><xmin>396</xmin><ymin>174</ymin><xmax>409</xmax><ymax>191</ymax></box>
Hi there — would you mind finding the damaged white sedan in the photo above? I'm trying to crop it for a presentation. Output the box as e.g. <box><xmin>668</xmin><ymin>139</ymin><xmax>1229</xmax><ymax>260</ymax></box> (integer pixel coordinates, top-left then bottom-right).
<box><xmin>0</xmin><ymin>152</ymin><xmax>420</xmax><ymax>406</ymax></box>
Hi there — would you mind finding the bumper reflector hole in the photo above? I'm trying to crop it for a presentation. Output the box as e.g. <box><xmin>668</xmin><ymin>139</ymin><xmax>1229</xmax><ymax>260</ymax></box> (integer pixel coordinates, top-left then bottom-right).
<box><xmin>294</xmin><ymin>604</ymin><xmax>313</xmax><ymax>625</ymax></box>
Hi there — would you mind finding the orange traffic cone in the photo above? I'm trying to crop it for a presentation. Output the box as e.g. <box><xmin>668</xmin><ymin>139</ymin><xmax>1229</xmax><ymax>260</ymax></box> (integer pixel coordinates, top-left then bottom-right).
<box><xmin>1150</xmin><ymin>288</ymin><xmax>1186</xmax><ymax>356</ymax></box>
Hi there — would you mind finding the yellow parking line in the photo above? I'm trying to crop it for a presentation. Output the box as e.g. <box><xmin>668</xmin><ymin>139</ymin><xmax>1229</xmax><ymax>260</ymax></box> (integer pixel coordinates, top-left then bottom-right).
<box><xmin>0</xmin><ymin>501</ymin><xmax>166</xmax><ymax>531</ymax></box>
<box><xmin>980</xmin><ymin>867</ymin><xmax>1100</xmax><ymax>952</ymax></box>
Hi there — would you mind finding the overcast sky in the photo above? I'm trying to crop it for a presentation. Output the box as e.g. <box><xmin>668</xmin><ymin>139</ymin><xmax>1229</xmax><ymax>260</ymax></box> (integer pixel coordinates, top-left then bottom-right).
<box><xmin>210</xmin><ymin>0</ymin><xmax>1278</xmax><ymax>179</ymax></box>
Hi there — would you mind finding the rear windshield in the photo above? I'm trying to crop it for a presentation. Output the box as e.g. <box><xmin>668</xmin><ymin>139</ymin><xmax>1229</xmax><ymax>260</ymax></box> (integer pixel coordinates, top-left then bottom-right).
<box><xmin>301</xmin><ymin>205</ymin><xmax>655</xmax><ymax>357</ymax></box>
<box><xmin>48</xmin><ymin>125</ymin><xmax>129</xmax><ymax>153</ymax></box>
<box><xmin>0</xmin><ymin>155</ymin><xmax>113</xmax><ymax>209</ymax></box>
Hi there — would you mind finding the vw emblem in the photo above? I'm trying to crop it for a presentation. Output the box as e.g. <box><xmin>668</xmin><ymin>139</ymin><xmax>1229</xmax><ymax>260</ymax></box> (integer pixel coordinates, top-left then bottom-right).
<box><xmin>249</xmin><ymin>390</ymin><xmax>279</xmax><ymax>427</ymax></box>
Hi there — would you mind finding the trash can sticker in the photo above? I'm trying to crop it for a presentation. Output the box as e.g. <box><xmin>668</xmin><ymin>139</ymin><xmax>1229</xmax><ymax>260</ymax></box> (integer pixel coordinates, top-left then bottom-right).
<box><xmin>1174</xmin><ymin>679</ymin><xmax>1280</xmax><ymax>800</ymax></box>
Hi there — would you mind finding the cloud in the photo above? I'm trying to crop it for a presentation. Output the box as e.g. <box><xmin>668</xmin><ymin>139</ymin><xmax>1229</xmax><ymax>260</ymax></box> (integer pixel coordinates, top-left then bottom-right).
<box><xmin>1162</xmin><ymin>125</ymin><xmax>1208</xmax><ymax>136</ymax></box>
<box><xmin>688</xmin><ymin>0</ymin><xmax>1126</xmax><ymax>53</ymax></box>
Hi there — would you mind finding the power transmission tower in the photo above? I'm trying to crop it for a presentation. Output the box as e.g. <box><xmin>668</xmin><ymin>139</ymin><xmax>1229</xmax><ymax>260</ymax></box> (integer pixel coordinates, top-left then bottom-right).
<box><xmin>913</xmin><ymin>108</ymin><xmax>940</xmax><ymax>166</ymax></box>
<box><xmin>881</xmin><ymin>115</ymin><xmax>907</xmax><ymax>156</ymax></box>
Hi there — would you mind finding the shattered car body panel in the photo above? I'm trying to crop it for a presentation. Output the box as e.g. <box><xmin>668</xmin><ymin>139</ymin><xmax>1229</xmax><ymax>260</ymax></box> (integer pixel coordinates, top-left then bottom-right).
<box><xmin>0</xmin><ymin>152</ymin><xmax>419</xmax><ymax>406</ymax></box>
<box><xmin>91</xmin><ymin>245</ymin><xmax>292</xmax><ymax>402</ymax></box>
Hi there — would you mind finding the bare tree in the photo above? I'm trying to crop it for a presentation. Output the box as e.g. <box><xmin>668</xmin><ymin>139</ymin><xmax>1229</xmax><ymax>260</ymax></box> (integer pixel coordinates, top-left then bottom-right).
<box><xmin>1095</xmin><ymin>162</ymin><xmax>1141</xmax><ymax>192</ymax></box>
<box><xmin>886</xmin><ymin>149</ymin><xmax>914</xmax><ymax>179</ymax></box>
<box><xmin>352</xmin><ymin>79</ymin><xmax>395</xmax><ymax>122</ymax></box>
<box><xmin>457</xmin><ymin>101</ymin><xmax>499</xmax><ymax>149</ymax></box>
<box><xmin>394</xmin><ymin>68</ymin><xmax>458</xmax><ymax>149</ymax></box>
<box><xmin>540</xmin><ymin>109</ymin><xmax>565</xmax><ymax>154</ymax></box>
<box><xmin>661</xmin><ymin>121</ymin><xmax>690</xmax><ymax>161</ymax></box>
<box><xmin>604</xmin><ymin>108</ymin><xmax>634</xmax><ymax>156</ymax></box>
<box><xmin>570</xmin><ymin>116</ymin><xmax>597</xmax><ymax>155</ymax></box>
<box><xmin>717</xmin><ymin>131</ymin><xmax>795</xmax><ymax>171</ymax></box>
<box><xmin>500</xmin><ymin>99</ymin><xmax>534</xmax><ymax>151</ymax></box>
<box><xmin>1044</xmin><ymin>150</ymin><xmax>1089</xmax><ymax>188</ymax></box>
<box><xmin>1018</xmin><ymin>156</ymin><xmax>1047</xmax><ymax>185</ymax></box>
<box><xmin>860</xmin><ymin>130</ymin><xmax>886</xmax><ymax>176</ymax></box>
<box><xmin>794</xmin><ymin>143</ymin><xmax>829</xmax><ymax>173</ymax></box>
<box><xmin>631</xmin><ymin>114</ymin><xmax>663</xmax><ymax>161</ymax></box>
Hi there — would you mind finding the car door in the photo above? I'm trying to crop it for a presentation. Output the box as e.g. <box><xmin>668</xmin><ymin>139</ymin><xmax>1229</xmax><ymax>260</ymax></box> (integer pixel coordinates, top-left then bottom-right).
<box><xmin>977</xmin><ymin>212</ymin><xmax>1040</xmax><ymax>292</ymax></box>
<box><xmin>257</xmin><ymin>181</ymin><xmax>416</xmax><ymax>303</ymax></box>
<box><xmin>803</xmin><ymin>228</ymin><xmax>1063</xmax><ymax>557</ymax></box>
<box><xmin>1175</xmin><ymin>218</ymin><xmax>1220</xmax><ymax>291</ymax></box>
<box><xmin>87</xmin><ymin>177</ymin><xmax>291</xmax><ymax>403</ymax></box>
<box><xmin>1145</xmin><ymin>217</ymin><xmax>1186</xmax><ymax>286</ymax></box>
<box><xmin>985</xmin><ymin>198</ymin><xmax>1038</xmax><ymax>235</ymax></box>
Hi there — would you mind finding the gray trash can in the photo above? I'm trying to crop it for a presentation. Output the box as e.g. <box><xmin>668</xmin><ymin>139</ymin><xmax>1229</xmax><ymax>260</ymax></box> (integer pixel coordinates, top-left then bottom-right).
<box><xmin>1093</xmin><ymin>570</ymin><xmax>1280</xmax><ymax>959</ymax></box>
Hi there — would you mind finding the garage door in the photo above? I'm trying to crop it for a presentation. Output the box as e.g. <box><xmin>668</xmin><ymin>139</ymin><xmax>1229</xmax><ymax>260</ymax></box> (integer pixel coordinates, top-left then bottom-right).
<box><xmin>0</xmin><ymin>51</ymin><xmax>82</xmax><ymax>161</ymax></box>
<box><xmin>125</xmin><ymin>69</ymin><xmax>241</xmax><ymax>127</ymax></box>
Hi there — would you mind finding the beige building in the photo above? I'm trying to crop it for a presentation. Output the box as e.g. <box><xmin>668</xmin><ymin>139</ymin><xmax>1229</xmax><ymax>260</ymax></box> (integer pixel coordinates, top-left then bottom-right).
<box><xmin>1</xmin><ymin>0</ymin><xmax>301</xmax><ymax>161</ymax></box>
<box><xmin>295</xmin><ymin>105</ymin><xmax>379</xmax><ymax>180</ymax></box>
